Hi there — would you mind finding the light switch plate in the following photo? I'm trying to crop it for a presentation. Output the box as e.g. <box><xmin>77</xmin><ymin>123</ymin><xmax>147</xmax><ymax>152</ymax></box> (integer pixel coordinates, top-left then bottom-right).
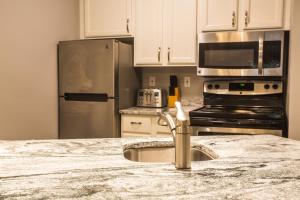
<box><xmin>149</xmin><ymin>76</ymin><xmax>156</xmax><ymax>87</ymax></box>
<box><xmin>184</xmin><ymin>77</ymin><xmax>191</xmax><ymax>88</ymax></box>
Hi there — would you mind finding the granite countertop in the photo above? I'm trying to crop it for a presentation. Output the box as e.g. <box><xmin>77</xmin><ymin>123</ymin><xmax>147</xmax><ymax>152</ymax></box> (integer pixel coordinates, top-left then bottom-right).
<box><xmin>120</xmin><ymin>96</ymin><xmax>203</xmax><ymax>116</ymax></box>
<box><xmin>0</xmin><ymin>135</ymin><xmax>300</xmax><ymax>199</ymax></box>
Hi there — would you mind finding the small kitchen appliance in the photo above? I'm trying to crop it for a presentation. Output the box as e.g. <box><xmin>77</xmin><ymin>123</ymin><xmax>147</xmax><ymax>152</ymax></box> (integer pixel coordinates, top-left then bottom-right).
<box><xmin>198</xmin><ymin>30</ymin><xmax>289</xmax><ymax>77</ymax></box>
<box><xmin>137</xmin><ymin>89</ymin><xmax>167</xmax><ymax>108</ymax></box>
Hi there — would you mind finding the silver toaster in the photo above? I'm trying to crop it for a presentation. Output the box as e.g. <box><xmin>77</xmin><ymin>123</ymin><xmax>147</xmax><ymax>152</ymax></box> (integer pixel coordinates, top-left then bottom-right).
<box><xmin>137</xmin><ymin>89</ymin><xmax>167</xmax><ymax>108</ymax></box>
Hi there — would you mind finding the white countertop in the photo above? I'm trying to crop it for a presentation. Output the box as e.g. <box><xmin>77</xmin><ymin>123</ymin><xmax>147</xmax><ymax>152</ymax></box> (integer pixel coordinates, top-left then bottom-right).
<box><xmin>120</xmin><ymin>96</ymin><xmax>203</xmax><ymax>116</ymax></box>
<box><xmin>0</xmin><ymin>135</ymin><xmax>299</xmax><ymax>199</ymax></box>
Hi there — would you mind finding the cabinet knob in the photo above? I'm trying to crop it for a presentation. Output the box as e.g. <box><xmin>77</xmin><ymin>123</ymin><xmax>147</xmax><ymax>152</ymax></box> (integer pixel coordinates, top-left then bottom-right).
<box><xmin>232</xmin><ymin>11</ymin><xmax>236</xmax><ymax>27</ymax></box>
<box><xmin>245</xmin><ymin>11</ymin><xmax>249</xmax><ymax>27</ymax></box>
<box><xmin>126</xmin><ymin>19</ymin><xmax>130</xmax><ymax>33</ymax></box>
<box><xmin>168</xmin><ymin>47</ymin><xmax>171</xmax><ymax>62</ymax></box>
<box><xmin>158</xmin><ymin>47</ymin><xmax>161</xmax><ymax>62</ymax></box>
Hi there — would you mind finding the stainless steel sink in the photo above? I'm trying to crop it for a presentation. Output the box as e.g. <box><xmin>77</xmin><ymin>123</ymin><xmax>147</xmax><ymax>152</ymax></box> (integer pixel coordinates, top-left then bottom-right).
<box><xmin>123</xmin><ymin>142</ymin><xmax>218</xmax><ymax>163</ymax></box>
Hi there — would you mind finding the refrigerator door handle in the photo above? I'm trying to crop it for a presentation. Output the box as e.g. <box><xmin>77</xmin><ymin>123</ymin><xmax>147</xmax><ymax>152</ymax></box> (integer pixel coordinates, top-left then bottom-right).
<box><xmin>62</xmin><ymin>93</ymin><xmax>116</xmax><ymax>102</ymax></box>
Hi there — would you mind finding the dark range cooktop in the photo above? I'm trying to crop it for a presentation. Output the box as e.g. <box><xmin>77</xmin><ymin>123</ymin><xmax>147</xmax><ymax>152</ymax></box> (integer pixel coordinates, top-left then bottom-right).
<box><xmin>190</xmin><ymin>106</ymin><xmax>284</xmax><ymax>120</ymax></box>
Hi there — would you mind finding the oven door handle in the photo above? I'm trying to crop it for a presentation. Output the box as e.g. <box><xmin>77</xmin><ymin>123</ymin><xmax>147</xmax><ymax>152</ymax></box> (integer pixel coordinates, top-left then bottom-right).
<box><xmin>210</xmin><ymin>119</ymin><xmax>237</xmax><ymax>124</ymax></box>
<box><xmin>193</xmin><ymin>118</ymin><xmax>237</xmax><ymax>125</ymax></box>
<box><xmin>210</xmin><ymin>119</ymin><xmax>258</xmax><ymax>125</ymax></box>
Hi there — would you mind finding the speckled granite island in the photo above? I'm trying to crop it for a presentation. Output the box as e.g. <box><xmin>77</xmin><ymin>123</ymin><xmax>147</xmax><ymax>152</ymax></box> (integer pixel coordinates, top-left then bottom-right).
<box><xmin>0</xmin><ymin>135</ymin><xmax>300</xmax><ymax>199</ymax></box>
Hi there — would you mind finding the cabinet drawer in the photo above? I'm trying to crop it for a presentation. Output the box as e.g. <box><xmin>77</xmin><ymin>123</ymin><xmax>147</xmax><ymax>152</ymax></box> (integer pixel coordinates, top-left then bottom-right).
<box><xmin>122</xmin><ymin>116</ymin><xmax>152</xmax><ymax>133</ymax></box>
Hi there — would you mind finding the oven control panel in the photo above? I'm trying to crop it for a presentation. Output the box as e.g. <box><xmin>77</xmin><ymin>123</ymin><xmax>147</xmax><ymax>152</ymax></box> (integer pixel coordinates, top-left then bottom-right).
<box><xmin>204</xmin><ymin>81</ymin><xmax>283</xmax><ymax>95</ymax></box>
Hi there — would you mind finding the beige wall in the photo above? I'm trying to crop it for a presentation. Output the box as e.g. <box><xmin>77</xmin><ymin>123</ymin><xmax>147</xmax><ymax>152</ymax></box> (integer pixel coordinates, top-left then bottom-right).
<box><xmin>0</xmin><ymin>0</ymin><xmax>79</xmax><ymax>140</ymax></box>
<box><xmin>288</xmin><ymin>0</ymin><xmax>300</xmax><ymax>140</ymax></box>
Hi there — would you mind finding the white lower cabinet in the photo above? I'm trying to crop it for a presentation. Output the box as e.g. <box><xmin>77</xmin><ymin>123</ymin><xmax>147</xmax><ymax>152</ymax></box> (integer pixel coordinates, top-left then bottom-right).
<box><xmin>121</xmin><ymin>115</ymin><xmax>171</xmax><ymax>137</ymax></box>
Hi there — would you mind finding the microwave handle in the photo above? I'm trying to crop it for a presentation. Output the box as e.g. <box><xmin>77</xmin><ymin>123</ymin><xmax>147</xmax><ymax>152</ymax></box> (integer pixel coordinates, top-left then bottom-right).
<box><xmin>258</xmin><ymin>33</ymin><xmax>264</xmax><ymax>75</ymax></box>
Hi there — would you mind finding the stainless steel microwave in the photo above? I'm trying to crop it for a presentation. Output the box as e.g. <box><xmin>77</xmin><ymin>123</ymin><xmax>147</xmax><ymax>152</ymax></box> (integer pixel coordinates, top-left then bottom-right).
<box><xmin>197</xmin><ymin>31</ymin><xmax>288</xmax><ymax>77</ymax></box>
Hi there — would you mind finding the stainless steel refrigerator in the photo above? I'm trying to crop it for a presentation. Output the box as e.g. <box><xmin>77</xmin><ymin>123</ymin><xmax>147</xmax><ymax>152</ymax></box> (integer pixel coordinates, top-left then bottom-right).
<box><xmin>58</xmin><ymin>39</ymin><xmax>140</xmax><ymax>139</ymax></box>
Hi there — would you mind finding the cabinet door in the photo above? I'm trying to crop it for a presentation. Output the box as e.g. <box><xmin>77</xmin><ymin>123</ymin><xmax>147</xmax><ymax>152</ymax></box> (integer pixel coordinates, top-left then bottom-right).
<box><xmin>84</xmin><ymin>0</ymin><xmax>132</xmax><ymax>37</ymax></box>
<box><xmin>242</xmin><ymin>0</ymin><xmax>284</xmax><ymax>29</ymax></box>
<box><xmin>165</xmin><ymin>0</ymin><xmax>197</xmax><ymax>65</ymax></box>
<box><xmin>199</xmin><ymin>0</ymin><xmax>238</xmax><ymax>31</ymax></box>
<box><xmin>134</xmin><ymin>0</ymin><xmax>163</xmax><ymax>66</ymax></box>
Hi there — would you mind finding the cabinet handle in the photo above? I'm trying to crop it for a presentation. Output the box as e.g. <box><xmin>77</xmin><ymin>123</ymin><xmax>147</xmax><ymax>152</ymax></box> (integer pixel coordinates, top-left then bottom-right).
<box><xmin>158</xmin><ymin>47</ymin><xmax>161</xmax><ymax>62</ymax></box>
<box><xmin>232</xmin><ymin>11</ymin><xmax>236</xmax><ymax>27</ymax></box>
<box><xmin>130</xmin><ymin>122</ymin><xmax>142</xmax><ymax>125</ymax></box>
<box><xmin>245</xmin><ymin>11</ymin><xmax>249</xmax><ymax>27</ymax></box>
<box><xmin>258</xmin><ymin>33</ymin><xmax>264</xmax><ymax>75</ymax></box>
<box><xmin>168</xmin><ymin>47</ymin><xmax>171</xmax><ymax>62</ymax></box>
<box><xmin>126</xmin><ymin>19</ymin><xmax>130</xmax><ymax>33</ymax></box>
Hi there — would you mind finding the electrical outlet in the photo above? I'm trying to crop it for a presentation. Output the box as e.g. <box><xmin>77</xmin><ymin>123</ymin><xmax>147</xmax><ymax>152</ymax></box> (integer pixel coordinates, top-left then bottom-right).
<box><xmin>184</xmin><ymin>77</ymin><xmax>191</xmax><ymax>88</ymax></box>
<box><xmin>149</xmin><ymin>76</ymin><xmax>156</xmax><ymax>87</ymax></box>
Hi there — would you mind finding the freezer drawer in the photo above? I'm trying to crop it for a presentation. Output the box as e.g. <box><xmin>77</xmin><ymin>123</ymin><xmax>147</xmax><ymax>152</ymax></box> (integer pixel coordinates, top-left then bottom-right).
<box><xmin>59</xmin><ymin>98</ymin><xmax>119</xmax><ymax>139</ymax></box>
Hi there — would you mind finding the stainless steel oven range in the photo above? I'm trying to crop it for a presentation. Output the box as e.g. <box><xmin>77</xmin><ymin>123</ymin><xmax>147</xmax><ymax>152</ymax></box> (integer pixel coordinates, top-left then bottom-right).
<box><xmin>189</xmin><ymin>80</ymin><xmax>286</xmax><ymax>136</ymax></box>
<box><xmin>198</xmin><ymin>31</ymin><xmax>289</xmax><ymax>77</ymax></box>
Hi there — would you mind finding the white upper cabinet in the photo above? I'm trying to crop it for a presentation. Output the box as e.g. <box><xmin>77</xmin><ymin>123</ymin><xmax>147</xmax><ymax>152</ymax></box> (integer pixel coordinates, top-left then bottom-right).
<box><xmin>165</xmin><ymin>0</ymin><xmax>197</xmax><ymax>65</ymax></box>
<box><xmin>134</xmin><ymin>0</ymin><xmax>197</xmax><ymax>66</ymax></box>
<box><xmin>241</xmin><ymin>0</ymin><xmax>284</xmax><ymax>30</ymax></box>
<box><xmin>199</xmin><ymin>0</ymin><xmax>239</xmax><ymax>32</ymax></box>
<box><xmin>83</xmin><ymin>0</ymin><xmax>133</xmax><ymax>38</ymax></box>
<box><xmin>198</xmin><ymin>0</ymin><xmax>287</xmax><ymax>32</ymax></box>
<box><xmin>134</xmin><ymin>0</ymin><xmax>163</xmax><ymax>66</ymax></box>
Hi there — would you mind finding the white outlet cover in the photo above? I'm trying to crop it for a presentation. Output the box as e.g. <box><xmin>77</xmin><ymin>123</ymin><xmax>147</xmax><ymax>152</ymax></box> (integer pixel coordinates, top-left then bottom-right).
<box><xmin>184</xmin><ymin>77</ymin><xmax>191</xmax><ymax>88</ymax></box>
<box><xmin>149</xmin><ymin>76</ymin><xmax>156</xmax><ymax>87</ymax></box>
